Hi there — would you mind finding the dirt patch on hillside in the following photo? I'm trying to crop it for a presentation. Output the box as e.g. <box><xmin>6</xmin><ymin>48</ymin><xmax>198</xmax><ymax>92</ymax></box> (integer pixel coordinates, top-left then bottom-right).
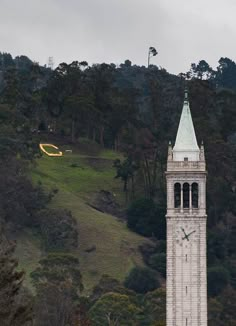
<box><xmin>88</xmin><ymin>190</ymin><xmax>126</xmax><ymax>218</ymax></box>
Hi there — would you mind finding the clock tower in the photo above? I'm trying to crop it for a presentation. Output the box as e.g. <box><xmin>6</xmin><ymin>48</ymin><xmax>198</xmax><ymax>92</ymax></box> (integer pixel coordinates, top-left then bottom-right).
<box><xmin>166</xmin><ymin>90</ymin><xmax>207</xmax><ymax>326</ymax></box>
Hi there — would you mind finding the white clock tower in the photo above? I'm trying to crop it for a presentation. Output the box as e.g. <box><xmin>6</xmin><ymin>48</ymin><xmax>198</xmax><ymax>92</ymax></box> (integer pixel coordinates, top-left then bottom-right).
<box><xmin>166</xmin><ymin>90</ymin><xmax>207</xmax><ymax>326</ymax></box>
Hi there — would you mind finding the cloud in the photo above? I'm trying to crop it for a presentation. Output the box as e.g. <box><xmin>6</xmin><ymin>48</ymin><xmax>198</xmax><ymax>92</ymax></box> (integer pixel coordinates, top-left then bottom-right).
<box><xmin>0</xmin><ymin>0</ymin><xmax>235</xmax><ymax>73</ymax></box>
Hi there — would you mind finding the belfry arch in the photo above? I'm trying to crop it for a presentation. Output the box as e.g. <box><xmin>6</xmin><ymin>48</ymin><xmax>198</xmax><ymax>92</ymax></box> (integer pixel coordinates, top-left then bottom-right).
<box><xmin>192</xmin><ymin>182</ymin><xmax>199</xmax><ymax>208</ymax></box>
<box><xmin>183</xmin><ymin>183</ymin><xmax>190</xmax><ymax>208</ymax></box>
<box><xmin>174</xmin><ymin>183</ymin><xmax>181</xmax><ymax>208</ymax></box>
<box><xmin>174</xmin><ymin>182</ymin><xmax>199</xmax><ymax>211</ymax></box>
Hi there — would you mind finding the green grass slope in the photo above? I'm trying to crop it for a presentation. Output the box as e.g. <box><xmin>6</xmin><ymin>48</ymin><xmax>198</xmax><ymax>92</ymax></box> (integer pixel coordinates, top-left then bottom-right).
<box><xmin>17</xmin><ymin>145</ymin><xmax>151</xmax><ymax>293</ymax></box>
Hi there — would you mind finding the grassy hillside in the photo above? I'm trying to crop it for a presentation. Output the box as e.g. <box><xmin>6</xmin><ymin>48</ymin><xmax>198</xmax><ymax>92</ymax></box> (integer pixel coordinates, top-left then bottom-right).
<box><xmin>16</xmin><ymin>144</ymin><xmax>152</xmax><ymax>293</ymax></box>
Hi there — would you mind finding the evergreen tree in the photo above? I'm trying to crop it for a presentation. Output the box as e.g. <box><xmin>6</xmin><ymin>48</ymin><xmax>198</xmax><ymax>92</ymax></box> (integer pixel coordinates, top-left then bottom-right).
<box><xmin>0</xmin><ymin>230</ymin><xmax>32</xmax><ymax>326</ymax></box>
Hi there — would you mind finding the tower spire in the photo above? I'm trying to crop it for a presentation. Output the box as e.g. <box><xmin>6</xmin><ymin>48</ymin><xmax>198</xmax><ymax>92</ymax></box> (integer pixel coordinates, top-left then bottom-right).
<box><xmin>173</xmin><ymin>89</ymin><xmax>199</xmax><ymax>161</ymax></box>
<box><xmin>184</xmin><ymin>87</ymin><xmax>188</xmax><ymax>102</ymax></box>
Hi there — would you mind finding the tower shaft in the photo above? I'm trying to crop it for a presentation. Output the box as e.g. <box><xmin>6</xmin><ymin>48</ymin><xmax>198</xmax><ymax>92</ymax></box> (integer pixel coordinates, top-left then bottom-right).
<box><xmin>166</xmin><ymin>90</ymin><xmax>207</xmax><ymax>326</ymax></box>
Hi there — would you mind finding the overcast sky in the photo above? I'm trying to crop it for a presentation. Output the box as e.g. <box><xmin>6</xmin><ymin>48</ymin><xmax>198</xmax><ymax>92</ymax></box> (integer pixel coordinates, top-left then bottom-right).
<box><xmin>0</xmin><ymin>0</ymin><xmax>235</xmax><ymax>74</ymax></box>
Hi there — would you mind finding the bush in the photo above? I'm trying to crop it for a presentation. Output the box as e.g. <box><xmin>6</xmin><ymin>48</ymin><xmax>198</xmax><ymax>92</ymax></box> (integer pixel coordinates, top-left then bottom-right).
<box><xmin>38</xmin><ymin>208</ymin><xmax>78</xmax><ymax>251</ymax></box>
<box><xmin>0</xmin><ymin>162</ymin><xmax>52</xmax><ymax>229</ymax></box>
<box><xmin>90</xmin><ymin>274</ymin><xmax>133</xmax><ymax>302</ymax></box>
<box><xmin>127</xmin><ymin>198</ymin><xmax>166</xmax><ymax>239</ymax></box>
<box><xmin>139</xmin><ymin>241</ymin><xmax>166</xmax><ymax>265</ymax></box>
<box><xmin>124</xmin><ymin>266</ymin><xmax>160</xmax><ymax>294</ymax></box>
<box><xmin>149</xmin><ymin>253</ymin><xmax>166</xmax><ymax>278</ymax></box>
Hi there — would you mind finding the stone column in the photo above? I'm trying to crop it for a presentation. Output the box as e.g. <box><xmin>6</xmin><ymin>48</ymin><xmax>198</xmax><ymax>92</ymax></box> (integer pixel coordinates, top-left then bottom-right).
<box><xmin>189</xmin><ymin>184</ymin><xmax>192</xmax><ymax>214</ymax></box>
<box><xmin>181</xmin><ymin>184</ymin><xmax>183</xmax><ymax>213</ymax></box>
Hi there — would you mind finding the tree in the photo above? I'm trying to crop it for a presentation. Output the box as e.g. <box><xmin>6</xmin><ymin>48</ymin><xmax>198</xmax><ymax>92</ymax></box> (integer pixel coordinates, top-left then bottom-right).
<box><xmin>208</xmin><ymin>266</ymin><xmax>229</xmax><ymax>297</ymax></box>
<box><xmin>190</xmin><ymin>60</ymin><xmax>214</xmax><ymax>80</ymax></box>
<box><xmin>14</xmin><ymin>55</ymin><xmax>33</xmax><ymax>71</ymax></box>
<box><xmin>0</xmin><ymin>60</ymin><xmax>46</xmax><ymax>132</ymax></box>
<box><xmin>148</xmin><ymin>47</ymin><xmax>158</xmax><ymax>67</ymax></box>
<box><xmin>0</xmin><ymin>160</ymin><xmax>51</xmax><ymax>229</ymax></box>
<box><xmin>216</xmin><ymin>89</ymin><xmax>236</xmax><ymax>141</ymax></box>
<box><xmin>123</xmin><ymin>127</ymin><xmax>165</xmax><ymax>199</ymax></box>
<box><xmin>89</xmin><ymin>292</ymin><xmax>140</xmax><ymax>326</ymax></box>
<box><xmin>38</xmin><ymin>208</ymin><xmax>78</xmax><ymax>251</ymax></box>
<box><xmin>64</xmin><ymin>94</ymin><xmax>95</xmax><ymax>143</ymax></box>
<box><xmin>32</xmin><ymin>253</ymin><xmax>83</xmax><ymax>326</ymax></box>
<box><xmin>108</xmin><ymin>87</ymin><xmax>139</xmax><ymax>151</ymax></box>
<box><xmin>34</xmin><ymin>283</ymin><xmax>74</xmax><ymax>326</ymax></box>
<box><xmin>142</xmin><ymin>288</ymin><xmax>166</xmax><ymax>325</ymax></box>
<box><xmin>86</xmin><ymin>63</ymin><xmax>117</xmax><ymax>146</ymax></box>
<box><xmin>208</xmin><ymin>298</ymin><xmax>224</xmax><ymax>326</ymax></box>
<box><xmin>45</xmin><ymin>61</ymin><xmax>95</xmax><ymax>142</ymax></box>
<box><xmin>120</xmin><ymin>59</ymin><xmax>132</xmax><ymax>68</ymax></box>
<box><xmin>127</xmin><ymin>198</ymin><xmax>166</xmax><ymax>239</ymax></box>
<box><xmin>149</xmin><ymin>253</ymin><xmax>166</xmax><ymax>278</ymax></box>
<box><xmin>90</xmin><ymin>274</ymin><xmax>133</xmax><ymax>302</ymax></box>
<box><xmin>31</xmin><ymin>253</ymin><xmax>83</xmax><ymax>295</ymax></box>
<box><xmin>219</xmin><ymin>288</ymin><xmax>236</xmax><ymax>325</ymax></box>
<box><xmin>113</xmin><ymin>157</ymin><xmax>138</xmax><ymax>196</ymax></box>
<box><xmin>0</xmin><ymin>231</ymin><xmax>33</xmax><ymax>326</ymax></box>
<box><xmin>216</xmin><ymin>57</ymin><xmax>236</xmax><ymax>89</ymax></box>
<box><xmin>72</xmin><ymin>300</ymin><xmax>91</xmax><ymax>326</ymax></box>
<box><xmin>0</xmin><ymin>52</ymin><xmax>15</xmax><ymax>70</ymax></box>
<box><xmin>124</xmin><ymin>266</ymin><xmax>160</xmax><ymax>294</ymax></box>
<box><xmin>0</xmin><ymin>96</ymin><xmax>40</xmax><ymax>161</ymax></box>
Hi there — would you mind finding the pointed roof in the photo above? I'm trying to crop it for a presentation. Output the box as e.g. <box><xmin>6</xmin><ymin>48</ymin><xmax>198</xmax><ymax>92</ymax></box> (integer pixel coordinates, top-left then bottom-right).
<box><xmin>173</xmin><ymin>89</ymin><xmax>199</xmax><ymax>161</ymax></box>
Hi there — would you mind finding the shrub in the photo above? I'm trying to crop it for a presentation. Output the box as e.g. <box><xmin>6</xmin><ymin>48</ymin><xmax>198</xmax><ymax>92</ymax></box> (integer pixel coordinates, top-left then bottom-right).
<box><xmin>149</xmin><ymin>253</ymin><xmax>166</xmax><ymax>278</ymax></box>
<box><xmin>124</xmin><ymin>266</ymin><xmax>160</xmax><ymax>294</ymax></box>
<box><xmin>139</xmin><ymin>241</ymin><xmax>166</xmax><ymax>265</ymax></box>
<box><xmin>38</xmin><ymin>208</ymin><xmax>78</xmax><ymax>251</ymax></box>
<box><xmin>127</xmin><ymin>198</ymin><xmax>166</xmax><ymax>239</ymax></box>
<box><xmin>91</xmin><ymin>274</ymin><xmax>133</xmax><ymax>302</ymax></box>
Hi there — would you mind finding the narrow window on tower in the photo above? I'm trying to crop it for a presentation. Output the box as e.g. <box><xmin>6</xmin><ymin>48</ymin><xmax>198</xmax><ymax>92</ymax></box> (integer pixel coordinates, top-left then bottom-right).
<box><xmin>186</xmin><ymin>318</ymin><xmax>188</xmax><ymax>326</ymax></box>
<box><xmin>174</xmin><ymin>183</ymin><xmax>181</xmax><ymax>208</ymax></box>
<box><xmin>186</xmin><ymin>254</ymin><xmax>188</xmax><ymax>262</ymax></box>
<box><xmin>186</xmin><ymin>286</ymin><xmax>188</xmax><ymax>295</ymax></box>
<box><xmin>192</xmin><ymin>183</ymin><xmax>199</xmax><ymax>208</ymax></box>
<box><xmin>183</xmin><ymin>183</ymin><xmax>189</xmax><ymax>208</ymax></box>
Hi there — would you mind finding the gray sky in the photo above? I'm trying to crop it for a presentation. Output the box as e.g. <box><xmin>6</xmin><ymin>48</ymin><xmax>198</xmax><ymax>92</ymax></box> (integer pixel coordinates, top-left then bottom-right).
<box><xmin>0</xmin><ymin>0</ymin><xmax>236</xmax><ymax>74</ymax></box>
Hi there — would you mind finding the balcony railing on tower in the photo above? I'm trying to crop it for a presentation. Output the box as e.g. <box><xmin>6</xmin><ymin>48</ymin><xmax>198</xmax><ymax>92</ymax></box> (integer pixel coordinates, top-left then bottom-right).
<box><xmin>167</xmin><ymin>160</ymin><xmax>206</xmax><ymax>172</ymax></box>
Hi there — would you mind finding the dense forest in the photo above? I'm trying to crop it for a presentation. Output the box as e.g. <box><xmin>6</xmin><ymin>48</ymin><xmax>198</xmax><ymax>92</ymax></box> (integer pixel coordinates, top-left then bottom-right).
<box><xmin>0</xmin><ymin>51</ymin><xmax>236</xmax><ymax>325</ymax></box>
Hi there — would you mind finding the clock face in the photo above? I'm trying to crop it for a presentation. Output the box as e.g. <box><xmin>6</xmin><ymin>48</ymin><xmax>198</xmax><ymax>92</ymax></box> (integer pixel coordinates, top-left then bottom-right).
<box><xmin>175</xmin><ymin>222</ymin><xmax>198</xmax><ymax>246</ymax></box>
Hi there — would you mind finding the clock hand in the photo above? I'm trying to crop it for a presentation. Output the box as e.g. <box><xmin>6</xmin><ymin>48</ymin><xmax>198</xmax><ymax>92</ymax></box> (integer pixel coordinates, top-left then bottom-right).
<box><xmin>181</xmin><ymin>228</ymin><xmax>190</xmax><ymax>241</ymax></box>
<box><xmin>181</xmin><ymin>227</ymin><xmax>187</xmax><ymax>237</ymax></box>
<box><xmin>186</xmin><ymin>230</ymin><xmax>196</xmax><ymax>238</ymax></box>
<box><xmin>181</xmin><ymin>228</ymin><xmax>191</xmax><ymax>241</ymax></box>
